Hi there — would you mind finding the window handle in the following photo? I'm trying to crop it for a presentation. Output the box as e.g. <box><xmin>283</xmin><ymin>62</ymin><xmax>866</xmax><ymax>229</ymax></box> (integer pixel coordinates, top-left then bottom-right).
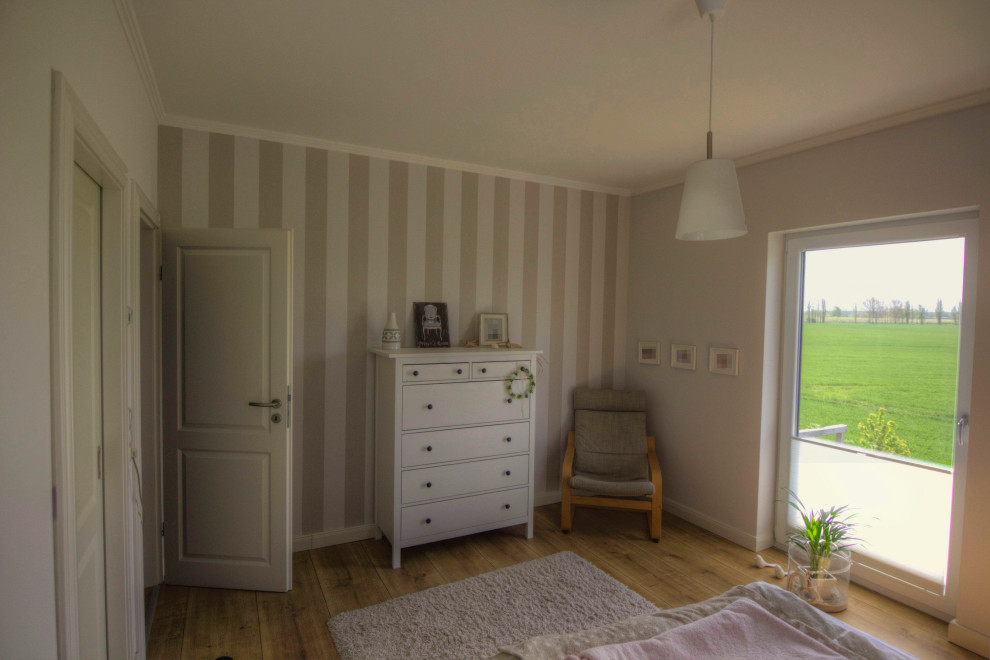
<box><xmin>956</xmin><ymin>414</ymin><xmax>969</xmax><ymax>446</ymax></box>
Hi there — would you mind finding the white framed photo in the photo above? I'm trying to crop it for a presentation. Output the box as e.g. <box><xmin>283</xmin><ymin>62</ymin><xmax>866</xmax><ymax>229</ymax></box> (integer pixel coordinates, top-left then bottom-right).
<box><xmin>709</xmin><ymin>347</ymin><xmax>740</xmax><ymax>376</ymax></box>
<box><xmin>670</xmin><ymin>344</ymin><xmax>696</xmax><ymax>370</ymax></box>
<box><xmin>478</xmin><ymin>312</ymin><xmax>509</xmax><ymax>346</ymax></box>
<box><xmin>638</xmin><ymin>341</ymin><xmax>661</xmax><ymax>365</ymax></box>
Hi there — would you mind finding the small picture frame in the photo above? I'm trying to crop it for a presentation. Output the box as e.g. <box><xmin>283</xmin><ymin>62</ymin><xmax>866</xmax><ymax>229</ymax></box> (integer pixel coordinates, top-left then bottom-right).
<box><xmin>638</xmin><ymin>341</ymin><xmax>661</xmax><ymax>365</ymax></box>
<box><xmin>413</xmin><ymin>302</ymin><xmax>451</xmax><ymax>348</ymax></box>
<box><xmin>709</xmin><ymin>347</ymin><xmax>740</xmax><ymax>376</ymax></box>
<box><xmin>670</xmin><ymin>344</ymin><xmax>697</xmax><ymax>370</ymax></box>
<box><xmin>478</xmin><ymin>313</ymin><xmax>509</xmax><ymax>346</ymax></box>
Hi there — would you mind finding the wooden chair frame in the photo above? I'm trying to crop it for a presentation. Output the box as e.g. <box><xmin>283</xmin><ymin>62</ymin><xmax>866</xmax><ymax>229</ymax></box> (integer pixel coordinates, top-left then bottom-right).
<box><xmin>561</xmin><ymin>431</ymin><xmax>662</xmax><ymax>542</ymax></box>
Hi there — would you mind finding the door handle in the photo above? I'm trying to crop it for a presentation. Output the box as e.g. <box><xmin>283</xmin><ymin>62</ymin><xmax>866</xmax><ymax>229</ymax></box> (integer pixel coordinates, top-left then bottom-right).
<box><xmin>956</xmin><ymin>414</ymin><xmax>969</xmax><ymax>446</ymax></box>
<box><xmin>249</xmin><ymin>398</ymin><xmax>282</xmax><ymax>409</ymax></box>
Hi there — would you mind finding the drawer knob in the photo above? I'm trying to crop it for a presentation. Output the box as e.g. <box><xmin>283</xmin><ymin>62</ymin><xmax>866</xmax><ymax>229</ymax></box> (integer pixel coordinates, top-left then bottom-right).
<box><xmin>427</xmin><ymin>404</ymin><xmax>433</xmax><ymax>410</ymax></box>
<box><xmin>481</xmin><ymin>367</ymin><xmax>487</xmax><ymax>373</ymax></box>
<box><xmin>426</xmin><ymin>482</ymin><xmax>432</xmax><ymax>488</ymax></box>
<box><xmin>457</xmin><ymin>368</ymin><xmax>463</xmax><ymax>374</ymax></box>
<box><xmin>412</xmin><ymin>370</ymin><xmax>419</xmax><ymax>376</ymax></box>
<box><xmin>425</xmin><ymin>518</ymin><xmax>431</xmax><ymax>524</ymax></box>
<box><xmin>426</xmin><ymin>445</ymin><xmax>433</xmax><ymax>452</ymax></box>
<box><xmin>506</xmin><ymin>437</ymin><xmax>512</xmax><ymax>442</ymax></box>
<box><xmin>504</xmin><ymin>504</ymin><xmax>511</xmax><ymax>510</ymax></box>
<box><xmin>506</xmin><ymin>398</ymin><xmax>512</xmax><ymax>404</ymax></box>
<box><xmin>505</xmin><ymin>470</ymin><xmax>511</xmax><ymax>476</ymax></box>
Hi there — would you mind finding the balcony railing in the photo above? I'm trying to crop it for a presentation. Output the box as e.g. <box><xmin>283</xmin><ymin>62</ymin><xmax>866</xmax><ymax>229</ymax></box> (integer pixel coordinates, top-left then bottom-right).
<box><xmin>796</xmin><ymin>425</ymin><xmax>950</xmax><ymax>474</ymax></box>
<box><xmin>797</xmin><ymin>424</ymin><xmax>848</xmax><ymax>444</ymax></box>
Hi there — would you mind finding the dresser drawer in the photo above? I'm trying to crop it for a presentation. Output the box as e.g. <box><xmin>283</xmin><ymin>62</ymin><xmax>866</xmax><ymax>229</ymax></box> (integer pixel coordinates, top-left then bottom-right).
<box><xmin>472</xmin><ymin>360</ymin><xmax>529</xmax><ymax>380</ymax></box>
<box><xmin>401</xmin><ymin>422</ymin><xmax>529</xmax><ymax>467</ymax></box>
<box><xmin>402</xmin><ymin>454</ymin><xmax>528</xmax><ymax>504</ymax></box>
<box><xmin>401</xmin><ymin>487</ymin><xmax>529</xmax><ymax>540</ymax></box>
<box><xmin>402</xmin><ymin>362</ymin><xmax>469</xmax><ymax>382</ymax></box>
<box><xmin>402</xmin><ymin>380</ymin><xmax>529</xmax><ymax>430</ymax></box>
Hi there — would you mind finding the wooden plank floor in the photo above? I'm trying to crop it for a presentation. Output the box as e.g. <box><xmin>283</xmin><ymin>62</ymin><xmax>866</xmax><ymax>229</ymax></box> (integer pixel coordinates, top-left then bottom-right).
<box><xmin>147</xmin><ymin>505</ymin><xmax>977</xmax><ymax>659</ymax></box>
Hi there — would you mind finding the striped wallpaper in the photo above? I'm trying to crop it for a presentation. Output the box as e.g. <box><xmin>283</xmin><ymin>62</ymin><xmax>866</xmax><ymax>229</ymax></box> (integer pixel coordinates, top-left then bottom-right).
<box><xmin>158</xmin><ymin>126</ymin><xmax>630</xmax><ymax>539</ymax></box>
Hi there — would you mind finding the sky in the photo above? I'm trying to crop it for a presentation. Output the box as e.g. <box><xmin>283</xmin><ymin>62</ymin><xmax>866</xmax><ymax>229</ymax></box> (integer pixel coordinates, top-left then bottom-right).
<box><xmin>803</xmin><ymin>238</ymin><xmax>965</xmax><ymax>313</ymax></box>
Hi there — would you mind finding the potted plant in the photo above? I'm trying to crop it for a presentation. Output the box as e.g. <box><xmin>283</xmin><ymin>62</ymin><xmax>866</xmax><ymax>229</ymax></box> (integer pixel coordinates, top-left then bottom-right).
<box><xmin>782</xmin><ymin>488</ymin><xmax>861</xmax><ymax>612</ymax></box>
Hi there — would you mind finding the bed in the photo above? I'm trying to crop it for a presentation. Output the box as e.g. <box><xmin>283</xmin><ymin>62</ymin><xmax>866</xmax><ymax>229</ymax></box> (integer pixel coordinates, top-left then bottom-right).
<box><xmin>494</xmin><ymin>582</ymin><xmax>916</xmax><ymax>660</ymax></box>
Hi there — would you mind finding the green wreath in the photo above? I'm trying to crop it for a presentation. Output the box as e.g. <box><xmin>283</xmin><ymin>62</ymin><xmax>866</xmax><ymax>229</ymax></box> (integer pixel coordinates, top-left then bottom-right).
<box><xmin>505</xmin><ymin>365</ymin><xmax>536</xmax><ymax>399</ymax></box>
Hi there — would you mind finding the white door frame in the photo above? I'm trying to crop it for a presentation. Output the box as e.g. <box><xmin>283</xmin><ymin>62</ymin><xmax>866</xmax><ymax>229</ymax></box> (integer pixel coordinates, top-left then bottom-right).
<box><xmin>775</xmin><ymin>208</ymin><xmax>979</xmax><ymax>619</ymax></box>
<box><xmin>50</xmin><ymin>71</ymin><xmax>140</xmax><ymax>660</ymax></box>
<box><xmin>129</xmin><ymin>181</ymin><xmax>161</xmax><ymax>653</ymax></box>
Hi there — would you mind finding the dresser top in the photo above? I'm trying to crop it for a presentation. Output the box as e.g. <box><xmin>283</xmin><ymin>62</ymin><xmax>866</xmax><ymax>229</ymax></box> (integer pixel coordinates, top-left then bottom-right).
<box><xmin>371</xmin><ymin>347</ymin><xmax>542</xmax><ymax>358</ymax></box>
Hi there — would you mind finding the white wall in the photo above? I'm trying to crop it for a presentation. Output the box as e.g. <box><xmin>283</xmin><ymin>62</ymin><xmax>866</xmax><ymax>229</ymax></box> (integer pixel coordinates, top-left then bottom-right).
<box><xmin>0</xmin><ymin>1</ymin><xmax>158</xmax><ymax>656</ymax></box>
<box><xmin>626</xmin><ymin>104</ymin><xmax>990</xmax><ymax>646</ymax></box>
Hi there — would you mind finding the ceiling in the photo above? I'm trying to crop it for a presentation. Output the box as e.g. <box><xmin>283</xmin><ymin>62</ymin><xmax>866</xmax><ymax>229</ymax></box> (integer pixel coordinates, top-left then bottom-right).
<box><xmin>131</xmin><ymin>0</ymin><xmax>990</xmax><ymax>193</ymax></box>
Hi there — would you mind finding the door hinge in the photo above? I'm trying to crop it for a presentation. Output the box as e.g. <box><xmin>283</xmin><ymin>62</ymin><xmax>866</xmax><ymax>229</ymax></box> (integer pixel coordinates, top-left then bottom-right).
<box><xmin>127</xmin><ymin>306</ymin><xmax>133</xmax><ymax>324</ymax></box>
<box><xmin>97</xmin><ymin>445</ymin><xmax>102</xmax><ymax>480</ymax></box>
<box><xmin>161</xmin><ymin>522</ymin><xmax>165</xmax><ymax>537</ymax></box>
<box><xmin>52</xmin><ymin>486</ymin><xmax>57</xmax><ymax>520</ymax></box>
<box><xmin>159</xmin><ymin>265</ymin><xmax>163</xmax><ymax>281</ymax></box>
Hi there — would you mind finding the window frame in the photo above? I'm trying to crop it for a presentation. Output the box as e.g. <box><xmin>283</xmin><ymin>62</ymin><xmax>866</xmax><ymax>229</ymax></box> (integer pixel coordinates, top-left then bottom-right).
<box><xmin>775</xmin><ymin>208</ymin><xmax>979</xmax><ymax>618</ymax></box>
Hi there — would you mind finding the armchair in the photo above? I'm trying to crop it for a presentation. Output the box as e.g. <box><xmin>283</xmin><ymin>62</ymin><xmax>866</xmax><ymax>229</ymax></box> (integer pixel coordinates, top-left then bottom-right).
<box><xmin>561</xmin><ymin>387</ymin><xmax>662</xmax><ymax>542</ymax></box>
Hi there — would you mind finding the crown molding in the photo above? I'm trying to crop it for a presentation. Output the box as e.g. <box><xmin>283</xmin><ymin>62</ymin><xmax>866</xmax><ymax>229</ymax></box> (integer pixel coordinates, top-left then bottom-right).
<box><xmin>113</xmin><ymin>0</ymin><xmax>165</xmax><ymax>121</ymax></box>
<box><xmin>161</xmin><ymin>114</ymin><xmax>632</xmax><ymax>197</ymax></box>
<box><xmin>633</xmin><ymin>89</ymin><xmax>990</xmax><ymax>196</ymax></box>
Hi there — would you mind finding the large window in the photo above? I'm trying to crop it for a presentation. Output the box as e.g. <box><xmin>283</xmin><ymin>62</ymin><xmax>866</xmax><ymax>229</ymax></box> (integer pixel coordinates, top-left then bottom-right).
<box><xmin>777</xmin><ymin>212</ymin><xmax>977</xmax><ymax>616</ymax></box>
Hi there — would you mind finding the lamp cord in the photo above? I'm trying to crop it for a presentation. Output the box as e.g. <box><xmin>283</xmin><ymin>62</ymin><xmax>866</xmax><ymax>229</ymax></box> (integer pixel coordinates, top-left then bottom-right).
<box><xmin>708</xmin><ymin>14</ymin><xmax>714</xmax><ymax>135</ymax></box>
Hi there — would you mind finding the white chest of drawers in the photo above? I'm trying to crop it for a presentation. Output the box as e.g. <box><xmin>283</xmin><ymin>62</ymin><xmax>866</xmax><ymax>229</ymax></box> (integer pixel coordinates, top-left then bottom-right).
<box><xmin>372</xmin><ymin>347</ymin><xmax>540</xmax><ymax>568</ymax></box>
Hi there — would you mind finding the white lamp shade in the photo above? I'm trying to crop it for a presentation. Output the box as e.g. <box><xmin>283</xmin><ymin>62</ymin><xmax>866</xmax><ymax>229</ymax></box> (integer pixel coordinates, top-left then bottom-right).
<box><xmin>675</xmin><ymin>158</ymin><xmax>747</xmax><ymax>240</ymax></box>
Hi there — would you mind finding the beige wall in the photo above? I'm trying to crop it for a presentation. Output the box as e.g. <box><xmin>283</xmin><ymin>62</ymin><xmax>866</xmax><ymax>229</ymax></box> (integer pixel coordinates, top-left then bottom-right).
<box><xmin>0</xmin><ymin>0</ymin><xmax>159</xmax><ymax>656</ymax></box>
<box><xmin>157</xmin><ymin>126</ymin><xmax>631</xmax><ymax>539</ymax></box>
<box><xmin>626</xmin><ymin>104</ymin><xmax>990</xmax><ymax>642</ymax></box>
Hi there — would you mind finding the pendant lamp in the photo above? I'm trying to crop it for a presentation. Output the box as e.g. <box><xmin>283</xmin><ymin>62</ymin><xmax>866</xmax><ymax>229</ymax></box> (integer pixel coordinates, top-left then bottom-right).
<box><xmin>675</xmin><ymin>0</ymin><xmax>747</xmax><ymax>241</ymax></box>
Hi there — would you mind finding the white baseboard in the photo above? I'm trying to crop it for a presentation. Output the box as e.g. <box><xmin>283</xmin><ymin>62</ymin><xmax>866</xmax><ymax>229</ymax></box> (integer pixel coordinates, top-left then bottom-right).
<box><xmin>294</xmin><ymin>494</ymin><xmax>772</xmax><ymax>555</ymax></box>
<box><xmin>661</xmin><ymin>497</ymin><xmax>766</xmax><ymax>552</ymax></box>
<box><xmin>294</xmin><ymin>496</ymin><xmax>564</xmax><ymax>553</ymax></box>
<box><xmin>293</xmin><ymin>524</ymin><xmax>378</xmax><ymax>553</ymax></box>
<box><xmin>753</xmin><ymin>531</ymin><xmax>775</xmax><ymax>551</ymax></box>
<box><xmin>536</xmin><ymin>491</ymin><xmax>770</xmax><ymax>551</ymax></box>
<box><xmin>948</xmin><ymin>620</ymin><xmax>990</xmax><ymax>657</ymax></box>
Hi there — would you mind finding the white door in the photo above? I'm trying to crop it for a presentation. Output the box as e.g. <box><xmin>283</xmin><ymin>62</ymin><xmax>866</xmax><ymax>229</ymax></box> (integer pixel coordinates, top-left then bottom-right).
<box><xmin>72</xmin><ymin>163</ymin><xmax>108</xmax><ymax>658</ymax></box>
<box><xmin>162</xmin><ymin>229</ymin><xmax>292</xmax><ymax>592</ymax></box>
<box><xmin>777</xmin><ymin>211</ymin><xmax>978</xmax><ymax>616</ymax></box>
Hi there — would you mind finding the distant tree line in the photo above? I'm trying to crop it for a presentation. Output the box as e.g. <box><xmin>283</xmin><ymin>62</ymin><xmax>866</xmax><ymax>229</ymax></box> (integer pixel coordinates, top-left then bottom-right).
<box><xmin>805</xmin><ymin>299</ymin><xmax>827</xmax><ymax>323</ymax></box>
<box><xmin>805</xmin><ymin>297</ymin><xmax>961</xmax><ymax>324</ymax></box>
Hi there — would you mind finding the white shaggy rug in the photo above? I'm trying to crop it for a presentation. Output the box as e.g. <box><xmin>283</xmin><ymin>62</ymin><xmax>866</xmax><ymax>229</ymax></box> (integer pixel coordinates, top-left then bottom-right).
<box><xmin>327</xmin><ymin>551</ymin><xmax>658</xmax><ymax>660</ymax></box>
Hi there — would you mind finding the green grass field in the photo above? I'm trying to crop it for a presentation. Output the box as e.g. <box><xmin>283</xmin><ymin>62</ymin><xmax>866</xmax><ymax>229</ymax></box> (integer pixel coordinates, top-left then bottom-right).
<box><xmin>798</xmin><ymin>323</ymin><xmax>960</xmax><ymax>465</ymax></box>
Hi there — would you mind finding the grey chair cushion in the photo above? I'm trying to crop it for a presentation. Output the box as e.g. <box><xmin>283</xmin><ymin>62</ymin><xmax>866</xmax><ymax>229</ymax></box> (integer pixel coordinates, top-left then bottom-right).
<box><xmin>573</xmin><ymin>409</ymin><xmax>648</xmax><ymax>481</ymax></box>
<box><xmin>573</xmin><ymin>387</ymin><xmax>646</xmax><ymax>413</ymax></box>
<box><xmin>570</xmin><ymin>473</ymin><xmax>655</xmax><ymax>497</ymax></box>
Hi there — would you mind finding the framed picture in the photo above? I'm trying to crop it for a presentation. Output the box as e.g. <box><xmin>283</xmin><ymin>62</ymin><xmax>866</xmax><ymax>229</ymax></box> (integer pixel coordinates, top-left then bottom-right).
<box><xmin>413</xmin><ymin>302</ymin><xmax>450</xmax><ymax>348</ymax></box>
<box><xmin>670</xmin><ymin>344</ymin><xmax>696</xmax><ymax>370</ymax></box>
<box><xmin>709</xmin><ymin>347</ymin><xmax>740</xmax><ymax>376</ymax></box>
<box><xmin>638</xmin><ymin>341</ymin><xmax>660</xmax><ymax>365</ymax></box>
<box><xmin>478</xmin><ymin>312</ymin><xmax>509</xmax><ymax>346</ymax></box>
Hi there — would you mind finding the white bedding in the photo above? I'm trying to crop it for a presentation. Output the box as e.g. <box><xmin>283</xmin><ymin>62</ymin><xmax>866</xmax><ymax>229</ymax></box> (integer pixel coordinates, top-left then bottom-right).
<box><xmin>496</xmin><ymin>582</ymin><xmax>916</xmax><ymax>660</ymax></box>
<box><xmin>563</xmin><ymin>599</ymin><xmax>847</xmax><ymax>660</ymax></box>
